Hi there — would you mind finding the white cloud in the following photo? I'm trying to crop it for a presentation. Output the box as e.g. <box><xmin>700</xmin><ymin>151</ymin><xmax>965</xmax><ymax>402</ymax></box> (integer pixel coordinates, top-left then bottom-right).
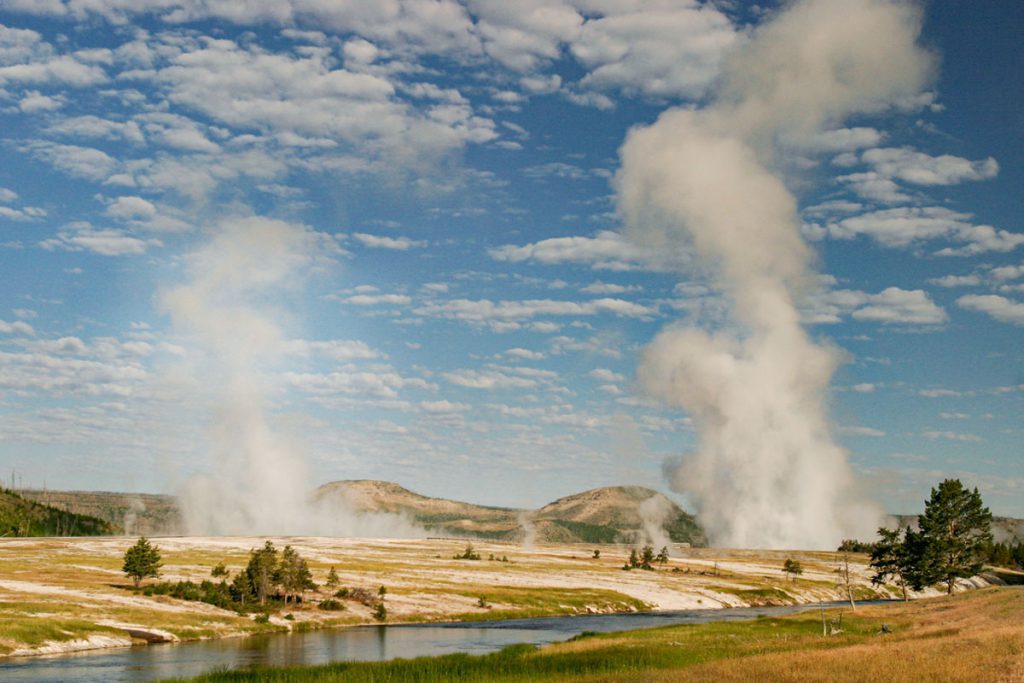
<box><xmin>806</xmin><ymin>127</ymin><xmax>883</xmax><ymax>152</ymax></box>
<box><xmin>442</xmin><ymin>369</ymin><xmax>537</xmax><ymax>390</ymax></box>
<box><xmin>490</xmin><ymin>230</ymin><xmax>682</xmax><ymax>272</ymax></box>
<box><xmin>419</xmin><ymin>399</ymin><xmax>471</xmax><ymax>413</ymax></box>
<box><xmin>340</xmin><ymin>294</ymin><xmax>412</xmax><ymax>306</ymax></box>
<box><xmin>862</xmin><ymin>147</ymin><xmax>999</xmax><ymax>185</ymax></box>
<box><xmin>806</xmin><ymin>286</ymin><xmax>946</xmax><ymax>326</ymax></box>
<box><xmin>851</xmin><ymin>287</ymin><xmax>947</xmax><ymax>325</ymax></box>
<box><xmin>25</xmin><ymin>141</ymin><xmax>118</xmax><ymax>182</ymax></box>
<box><xmin>0</xmin><ymin>319</ymin><xmax>35</xmax><ymax>335</ymax></box>
<box><xmin>39</xmin><ymin>224</ymin><xmax>162</xmax><ymax>256</ymax></box>
<box><xmin>957</xmin><ymin>294</ymin><xmax>1024</xmax><ymax>326</ymax></box>
<box><xmin>352</xmin><ymin>233</ymin><xmax>426</xmax><ymax>250</ymax></box>
<box><xmin>828</xmin><ymin>206</ymin><xmax>1024</xmax><ymax>255</ymax></box>
<box><xmin>929</xmin><ymin>274</ymin><xmax>981</xmax><ymax>288</ymax></box>
<box><xmin>580</xmin><ymin>281</ymin><xmax>639</xmax><ymax>295</ymax></box>
<box><xmin>284</xmin><ymin>339</ymin><xmax>382</xmax><ymax>361</ymax></box>
<box><xmin>835</xmin><ymin>171</ymin><xmax>911</xmax><ymax>203</ymax></box>
<box><xmin>415</xmin><ymin>297</ymin><xmax>656</xmax><ymax>327</ymax></box>
<box><xmin>921</xmin><ymin>430</ymin><xmax>982</xmax><ymax>443</ymax></box>
<box><xmin>571</xmin><ymin>4</ymin><xmax>737</xmax><ymax>99</ymax></box>
<box><xmin>588</xmin><ymin>367</ymin><xmax>624</xmax><ymax>383</ymax></box>
<box><xmin>504</xmin><ymin>347</ymin><xmax>545</xmax><ymax>360</ymax></box>
<box><xmin>851</xmin><ymin>383</ymin><xmax>876</xmax><ymax>393</ymax></box>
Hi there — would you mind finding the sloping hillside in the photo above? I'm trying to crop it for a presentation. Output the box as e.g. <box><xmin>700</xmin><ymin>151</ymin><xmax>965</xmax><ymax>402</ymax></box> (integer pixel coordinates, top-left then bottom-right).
<box><xmin>19</xmin><ymin>489</ymin><xmax>179</xmax><ymax>535</ymax></box>
<box><xmin>314</xmin><ymin>480</ymin><xmax>706</xmax><ymax>546</ymax></box>
<box><xmin>313</xmin><ymin>480</ymin><xmax>522</xmax><ymax>538</ymax></box>
<box><xmin>535</xmin><ymin>485</ymin><xmax>706</xmax><ymax>546</ymax></box>
<box><xmin>0</xmin><ymin>488</ymin><xmax>114</xmax><ymax>537</ymax></box>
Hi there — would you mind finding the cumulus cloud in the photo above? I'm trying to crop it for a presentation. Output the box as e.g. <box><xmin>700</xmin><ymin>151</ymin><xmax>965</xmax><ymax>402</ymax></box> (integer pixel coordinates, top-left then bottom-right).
<box><xmin>352</xmin><ymin>233</ymin><xmax>427</xmax><ymax>250</ymax></box>
<box><xmin>957</xmin><ymin>294</ymin><xmax>1024</xmax><ymax>326</ymax></box>
<box><xmin>571</xmin><ymin>3</ymin><xmax>737</xmax><ymax>99</ymax></box>
<box><xmin>805</xmin><ymin>286</ymin><xmax>946</xmax><ymax>326</ymax></box>
<box><xmin>39</xmin><ymin>224</ymin><xmax>162</xmax><ymax>256</ymax></box>
<box><xmin>862</xmin><ymin>147</ymin><xmax>999</xmax><ymax>185</ymax></box>
<box><xmin>414</xmin><ymin>297</ymin><xmax>656</xmax><ymax>327</ymax></box>
<box><xmin>490</xmin><ymin>230</ymin><xmax>684</xmax><ymax>272</ymax></box>
<box><xmin>828</xmin><ymin>206</ymin><xmax>1024</xmax><ymax>255</ymax></box>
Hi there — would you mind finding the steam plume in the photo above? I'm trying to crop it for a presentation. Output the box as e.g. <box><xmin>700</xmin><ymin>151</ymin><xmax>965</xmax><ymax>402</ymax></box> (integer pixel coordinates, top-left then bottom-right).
<box><xmin>163</xmin><ymin>216</ymin><xmax>418</xmax><ymax>537</ymax></box>
<box><xmin>618</xmin><ymin>0</ymin><xmax>932</xmax><ymax>549</ymax></box>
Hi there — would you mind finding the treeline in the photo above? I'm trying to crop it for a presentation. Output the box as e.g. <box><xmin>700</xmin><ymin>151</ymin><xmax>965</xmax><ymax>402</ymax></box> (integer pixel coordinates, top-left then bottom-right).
<box><xmin>841</xmin><ymin>538</ymin><xmax>1024</xmax><ymax>571</ymax></box>
<box><xmin>0</xmin><ymin>486</ymin><xmax>114</xmax><ymax>537</ymax></box>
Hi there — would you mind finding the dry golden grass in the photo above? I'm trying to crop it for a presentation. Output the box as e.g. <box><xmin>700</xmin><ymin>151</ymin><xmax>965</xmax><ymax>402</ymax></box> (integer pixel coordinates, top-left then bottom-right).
<box><xmin>609</xmin><ymin>588</ymin><xmax>1024</xmax><ymax>683</ymax></box>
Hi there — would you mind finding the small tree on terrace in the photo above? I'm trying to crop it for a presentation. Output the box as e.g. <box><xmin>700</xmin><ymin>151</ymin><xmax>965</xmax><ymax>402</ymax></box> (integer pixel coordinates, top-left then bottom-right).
<box><xmin>325</xmin><ymin>567</ymin><xmax>340</xmax><ymax>591</ymax></box>
<box><xmin>123</xmin><ymin>536</ymin><xmax>162</xmax><ymax>588</ymax></box>
<box><xmin>782</xmin><ymin>558</ymin><xmax>803</xmax><ymax>582</ymax></box>
<box><xmin>913</xmin><ymin>479</ymin><xmax>993</xmax><ymax>595</ymax></box>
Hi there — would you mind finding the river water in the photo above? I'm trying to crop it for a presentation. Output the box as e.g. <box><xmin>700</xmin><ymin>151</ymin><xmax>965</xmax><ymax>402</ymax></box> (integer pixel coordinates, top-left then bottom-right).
<box><xmin>0</xmin><ymin>601</ymin><xmax>863</xmax><ymax>682</ymax></box>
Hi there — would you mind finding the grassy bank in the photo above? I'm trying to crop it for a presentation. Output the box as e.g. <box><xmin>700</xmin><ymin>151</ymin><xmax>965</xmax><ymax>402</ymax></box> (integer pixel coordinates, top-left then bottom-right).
<box><xmin>169</xmin><ymin>587</ymin><xmax>1024</xmax><ymax>683</ymax></box>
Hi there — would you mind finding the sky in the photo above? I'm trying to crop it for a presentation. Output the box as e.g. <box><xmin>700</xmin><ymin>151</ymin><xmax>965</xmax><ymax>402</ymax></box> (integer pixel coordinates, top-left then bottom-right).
<box><xmin>0</xmin><ymin>0</ymin><xmax>1021</xmax><ymax>520</ymax></box>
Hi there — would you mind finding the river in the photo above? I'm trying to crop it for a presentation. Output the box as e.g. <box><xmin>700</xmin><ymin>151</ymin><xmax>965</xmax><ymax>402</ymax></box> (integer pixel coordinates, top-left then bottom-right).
<box><xmin>0</xmin><ymin>601</ymin><xmax>866</xmax><ymax>682</ymax></box>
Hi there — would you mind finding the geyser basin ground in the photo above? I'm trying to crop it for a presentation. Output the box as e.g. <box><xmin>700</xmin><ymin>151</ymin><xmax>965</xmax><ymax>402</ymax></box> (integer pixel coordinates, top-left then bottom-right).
<box><xmin>0</xmin><ymin>536</ymin><xmax>964</xmax><ymax>658</ymax></box>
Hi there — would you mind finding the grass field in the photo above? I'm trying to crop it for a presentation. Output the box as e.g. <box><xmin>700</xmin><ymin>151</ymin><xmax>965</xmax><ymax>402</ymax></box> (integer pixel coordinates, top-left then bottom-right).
<box><xmin>0</xmin><ymin>536</ymin><xmax>978</xmax><ymax>658</ymax></box>
<box><xmin>169</xmin><ymin>587</ymin><xmax>1024</xmax><ymax>682</ymax></box>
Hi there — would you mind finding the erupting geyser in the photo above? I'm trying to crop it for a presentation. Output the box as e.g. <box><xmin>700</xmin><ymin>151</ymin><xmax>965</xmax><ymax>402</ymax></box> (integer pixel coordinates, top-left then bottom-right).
<box><xmin>617</xmin><ymin>0</ymin><xmax>933</xmax><ymax>549</ymax></box>
<box><xmin>162</xmin><ymin>216</ymin><xmax>417</xmax><ymax>537</ymax></box>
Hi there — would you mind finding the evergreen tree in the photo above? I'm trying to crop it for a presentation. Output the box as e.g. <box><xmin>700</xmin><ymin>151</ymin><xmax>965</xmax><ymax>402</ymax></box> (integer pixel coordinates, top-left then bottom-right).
<box><xmin>912</xmin><ymin>479</ymin><xmax>993</xmax><ymax>595</ymax></box>
<box><xmin>782</xmin><ymin>558</ymin><xmax>803</xmax><ymax>582</ymax></box>
<box><xmin>230</xmin><ymin>570</ymin><xmax>252</xmax><ymax>605</ymax></box>
<box><xmin>277</xmin><ymin>545</ymin><xmax>316</xmax><ymax>604</ymax></box>
<box><xmin>656</xmin><ymin>547</ymin><xmax>670</xmax><ymax>565</ymax></box>
<box><xmin>627</xmin><ymin>548</ymin><xmax>640</xmax><ymax>568</ymax></box>
<box><xmin>325</xmin><ymin>566</ymin><xmax>340</xmax><ymax>590</ymax></box>
<box><xmin>869</xmin><ymin>526</ymin><xmax>914</xmax><ymax>601</ymax></box>
<box><xmin>639</xmin><ymin>545</ymin><xmax>655</xmax><ymax>570</ymax></box>
<box><xmin>122</xmin><ymin>536</ymin><xmax>162</xmax><ymax>588</ymax></box>
<box><xmin>246</xmin><ymin>541</ymin><xmax>279</xmax><ymax>605</ymax></box>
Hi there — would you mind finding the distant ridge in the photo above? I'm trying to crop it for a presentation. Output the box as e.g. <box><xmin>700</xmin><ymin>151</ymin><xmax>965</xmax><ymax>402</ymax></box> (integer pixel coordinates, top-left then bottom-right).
<box><xmin>314</xmin><ymin>480</ymin><xmax>707</xmax><ymax>546</ymax></box>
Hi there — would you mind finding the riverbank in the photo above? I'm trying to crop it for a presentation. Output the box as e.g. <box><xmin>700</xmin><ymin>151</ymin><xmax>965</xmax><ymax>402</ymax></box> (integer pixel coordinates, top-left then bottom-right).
<box><xmin>167</xmin><ymin>587</ymin><xmax>1024</xmax><ymax>682</ymax></box>
<box><xmin>0</xmin><ymin>536</ymin><xmax>971</xmax><ymax>658</ymax></box>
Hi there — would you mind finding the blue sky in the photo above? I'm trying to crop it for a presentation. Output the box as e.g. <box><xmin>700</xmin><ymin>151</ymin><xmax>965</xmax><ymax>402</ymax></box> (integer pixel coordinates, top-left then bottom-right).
<box><xmin>0</xmin><ymin>0</ymin><xmax>1021</xmax><ymax>519</ymax></box>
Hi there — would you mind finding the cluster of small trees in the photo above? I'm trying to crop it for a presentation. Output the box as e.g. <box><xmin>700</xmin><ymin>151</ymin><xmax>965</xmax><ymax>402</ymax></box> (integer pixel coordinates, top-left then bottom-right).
<box><xmin>622</xmin><ymin>545</ymin><xmax>670</xmax><ymax>571</ymax></box>
<box><xmin>870</xmin><ymin>479</ymin><xmax>993</xmax><ymax>598</ymax></box>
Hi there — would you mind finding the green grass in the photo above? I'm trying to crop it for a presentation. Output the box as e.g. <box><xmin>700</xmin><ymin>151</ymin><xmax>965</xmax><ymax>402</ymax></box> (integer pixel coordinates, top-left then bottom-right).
<box><xmin>0</xmin><ymin>617</ymin><xmax>122</xmax><ymax>654</ymax></box>
<box><xmin>165</xmin><ymin>588</ymin><xmax>1024</xmax><ymax>683</ymax></box>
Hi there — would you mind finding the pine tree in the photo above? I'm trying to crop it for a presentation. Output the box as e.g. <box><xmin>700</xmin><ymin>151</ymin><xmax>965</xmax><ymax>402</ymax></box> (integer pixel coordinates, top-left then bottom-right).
<box><xmin>325</xmin><ymin>566</ymin><xmax>340</xmax><ymax>590</ymax></box>
<box><xmin>869</xmin><ymin>527</ymin><xmax>913</xmax><ymax>600</ymax></box>
<box><xmin>912</xmin><ymin>479</ymin><xmax>993</xmax><ymax>595</ymax></box>
<box><xmin>246</xmin><ymin>541</ymin><xmax>279</xmax><ymax>605</ymax></box>
<box><xmin>122</xmin><ymin>537</ymin><xmax>161</xmax><ymax>588</ymax></box>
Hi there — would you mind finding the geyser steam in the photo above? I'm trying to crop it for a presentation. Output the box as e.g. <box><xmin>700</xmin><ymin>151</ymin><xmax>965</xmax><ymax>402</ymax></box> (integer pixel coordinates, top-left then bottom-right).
<box><xmin>617</xmin><ymin>0</ymin><xmax>933</xmax><ymax>549</ymax></box>
<box><xmin>163</xmin><ymin>216</ymin><xmax>417</xmax><ymax>537</ymax></box>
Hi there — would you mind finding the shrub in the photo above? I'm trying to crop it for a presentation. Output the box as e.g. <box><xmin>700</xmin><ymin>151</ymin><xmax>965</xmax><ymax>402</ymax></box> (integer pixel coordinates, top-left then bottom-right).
<box><xmin>319</xmin><ymin>599</ymin><xmax>345</xmax><ymax>611</ymax></box>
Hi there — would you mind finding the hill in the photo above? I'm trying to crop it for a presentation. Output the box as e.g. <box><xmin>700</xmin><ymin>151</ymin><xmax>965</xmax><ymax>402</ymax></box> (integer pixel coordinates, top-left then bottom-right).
<box><xmin>891</xmin><ymin>513</ymin><xmax>1024</xmax><ymax>544</ymax></box>
<box><xmin>0</xmin><ymin>487</ymin><xmax>114</xmax><ymax>537</ymax></box>
<box><xmin>314</xmin><ymin>480</ymin><xmax>706</xmax><ymax>546</ymax></box>
<box><xmin>19</xmin><ymin>489</ymin><xmax>179</xmax><ymax>535</ymax></box>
